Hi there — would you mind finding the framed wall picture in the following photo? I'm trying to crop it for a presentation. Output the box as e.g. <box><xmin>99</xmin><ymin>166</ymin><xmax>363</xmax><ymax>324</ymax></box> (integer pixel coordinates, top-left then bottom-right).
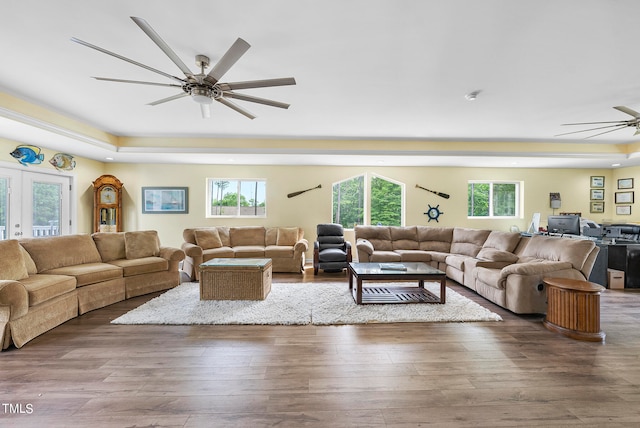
<box><xmin>590</xmin><ymin>189</ymin><xmax>604</xmax><ymax>200</ymax></box>
<box><xmin>616</xmin><ymin>205</ymin><xmax>632</xmax><ymax>215</ymax></box>
<box><xmin>141</xmin><ymin>187</ymin><xmax>189</xmax><ymax>214</ymax></box>
<box><xmin>590</xmin><ymin>176</ymin><xmax>605</xmax><ymax>188</ymax></box>
<box><xmin>615</xmin><ymin>191</ymin><xmax>634</xmax><ymax>204</ymax></box>
<box><xmin>590</xmin><ymin>202</ymin><xmax>604</xmax><ymax>214</ymax></box>
<box><xmin>617</xmin><ymin>178</ymin><xmax>634</xmax><ymax>189</ymax></box>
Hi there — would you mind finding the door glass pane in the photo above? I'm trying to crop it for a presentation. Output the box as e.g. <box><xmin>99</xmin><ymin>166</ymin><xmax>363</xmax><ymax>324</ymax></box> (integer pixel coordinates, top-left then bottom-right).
<box><xmin>32</xmin><ymin>181</ymin><xmax>61</xmax><ymax>237</ymax></box>
<box><xmin>0</xmin><ymin>177</ymin><xmax>7</xmax><ymax>240</ymax></box>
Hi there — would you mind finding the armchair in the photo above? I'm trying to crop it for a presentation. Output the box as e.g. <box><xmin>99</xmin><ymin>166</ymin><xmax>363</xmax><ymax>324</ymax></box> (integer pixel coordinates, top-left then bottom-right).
<box><xmin>313</xmin><ymin>223</ymin><xmax>352</xmax><ymax>274</ymax></box>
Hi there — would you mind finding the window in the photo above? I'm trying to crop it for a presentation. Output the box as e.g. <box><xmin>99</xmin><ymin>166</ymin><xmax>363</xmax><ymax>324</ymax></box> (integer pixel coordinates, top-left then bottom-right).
<box><xmin>468</xmin><ymin>181</ymin><xmax>520</xmax><ymax>218</ymax></box>
<box><xmin>332</xmin><ymin>174</ymin><xmax>403</xmax><ymax>228</ymax></box>
<box><xmin>207</xmin><ymin>179</ymin><xmax>266</xmax><ymax>217</ymax></box>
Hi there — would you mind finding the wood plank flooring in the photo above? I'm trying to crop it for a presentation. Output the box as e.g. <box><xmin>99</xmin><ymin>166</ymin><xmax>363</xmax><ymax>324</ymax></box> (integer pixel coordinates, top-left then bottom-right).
<box><xmin>2</xmin><ymin>271</ymin><xmax>640</xmax><ymax>427</ymax></box>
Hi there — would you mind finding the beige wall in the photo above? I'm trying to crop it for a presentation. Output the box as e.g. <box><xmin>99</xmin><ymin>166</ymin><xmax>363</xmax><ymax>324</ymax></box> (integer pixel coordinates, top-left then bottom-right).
<box><xmin>3</xmin><ymin>136</ymin><xmax>640</xmax><ymax>257</ymax></box>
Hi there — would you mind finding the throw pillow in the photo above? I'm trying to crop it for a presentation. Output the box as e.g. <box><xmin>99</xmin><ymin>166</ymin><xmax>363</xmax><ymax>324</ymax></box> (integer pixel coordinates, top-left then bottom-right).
<box><xmin>276</xmin><ymin>227</ymin><xmax>298</xmax><ymax>246</ymax></box>
<box><xmin>194</xmin><ymin>229</ymin><xmax>223</xmax><ymax>250</ymax></box>
<box><xmin>0</xmin><ymin>240</ymin><xmax>29</xmax><ymax>280</ymax></box>
<box><xmin>125</xmin><ymin>230</ymin><xmax>160</xmax><ymax>259</ymax></box>
<box><xmin>92</xmin><ymin>232</ymin><xmax>126</xmax><ymax>262</ymax></box>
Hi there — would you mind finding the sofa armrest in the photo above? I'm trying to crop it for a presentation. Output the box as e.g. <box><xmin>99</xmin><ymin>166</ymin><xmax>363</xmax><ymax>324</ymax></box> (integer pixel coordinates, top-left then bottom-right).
<box><xmin>294</xmin><ymin>239</ymin><xmax>309</xmax><ymax>253</ymax></box>
<box><xmin>475</xmin><ymin>260</ymin><xmax>514</xmax><ymax>270</ymax></box>
<box><xmin>356</xmin><ymin>239</ymin><xmax>374</xmax><ymax>255</ymax></box>
<box><xmin>501</xmin><ymin>261</ymin><xmax>573</xmax><ymax>279</ymax></box>
<box><xmin>159</xmin><ymin>246</ymin><xmax>186</xmax><ymax>262</ymax></box>
<box><xmin>181</xmin><ymin>242</ymin><xmax>203</xmax><ymax>258</ymax></box>
<box><xmin>0</xmin><ymin>280</ymin><xmax>28</xmax><ymax>320</ymax></box>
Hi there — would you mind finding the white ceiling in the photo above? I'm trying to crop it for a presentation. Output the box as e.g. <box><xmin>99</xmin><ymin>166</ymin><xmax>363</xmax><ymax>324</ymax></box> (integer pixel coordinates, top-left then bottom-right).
<box><xmin>1</xmin><ymin>0</ymin><xmax>640</xmax><ymax>168</ymax></box>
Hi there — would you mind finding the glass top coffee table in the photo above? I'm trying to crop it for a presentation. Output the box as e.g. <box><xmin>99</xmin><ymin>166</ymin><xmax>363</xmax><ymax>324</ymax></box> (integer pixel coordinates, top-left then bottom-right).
<box><xmin>347</xmin><ymin>262</ymin><xmax>446</xmax><ymax>305</ymax></box>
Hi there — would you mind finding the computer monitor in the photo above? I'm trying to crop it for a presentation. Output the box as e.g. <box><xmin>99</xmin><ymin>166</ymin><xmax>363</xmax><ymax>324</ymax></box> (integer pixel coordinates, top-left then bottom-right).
<box><xmin>547</xmin><ymin>215</ymin><xmax>581</xmax><ymax>236</ymax></box>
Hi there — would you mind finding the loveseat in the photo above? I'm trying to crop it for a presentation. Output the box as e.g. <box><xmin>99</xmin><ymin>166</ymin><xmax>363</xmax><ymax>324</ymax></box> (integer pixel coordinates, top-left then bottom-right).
<box><xmin>0</xmin><ymin>231</ymin><xmax>184</xmax><ymax>350</ymax></box>
<box><xmin>182</xmin><ymin>226</ymin><xmax>308</xmax><ymax>280</ymax></box>
<box><xmin>355</xmin><ymin>226</ymin><xmax>599</xmax><ymax>314</ymax></box>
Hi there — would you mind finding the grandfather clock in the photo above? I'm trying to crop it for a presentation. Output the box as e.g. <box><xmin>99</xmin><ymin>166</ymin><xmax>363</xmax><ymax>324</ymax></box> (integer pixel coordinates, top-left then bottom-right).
<box><xmin>93</xmin><ymin>174</ymin><xmax>123</xmax><ymax>233</ymax></box>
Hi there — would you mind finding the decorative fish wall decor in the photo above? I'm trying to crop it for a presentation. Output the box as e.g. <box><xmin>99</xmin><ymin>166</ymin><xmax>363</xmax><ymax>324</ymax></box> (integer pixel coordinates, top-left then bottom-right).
<box><xmin>10</xmin><ymin>145</ymin><xmax>44</xmax><ymax>166</ymax></box>
<box><xmin>49</xmin><ymin>153</ymin><xmax>76</xmax><ymax>171</ymax></box>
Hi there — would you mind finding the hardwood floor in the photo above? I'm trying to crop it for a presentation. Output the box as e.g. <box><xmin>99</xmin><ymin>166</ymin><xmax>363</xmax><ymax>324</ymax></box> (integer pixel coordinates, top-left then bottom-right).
<box><xmin>2</xmin><ymin>271</ymin><xmax>640</xmax><ymax>427</ymax></box>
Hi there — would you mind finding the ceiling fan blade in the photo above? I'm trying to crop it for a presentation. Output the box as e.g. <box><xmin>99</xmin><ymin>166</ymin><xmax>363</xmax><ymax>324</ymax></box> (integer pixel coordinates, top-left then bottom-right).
<box><xmin>216</xmin><ymin>97</ymin><xmax>256</xmax><ymax>119</ymax></box>
<box><xmin>147</xmin><ymin>92</ymin><xmax>189</xmax><ymax>106</ymax></box>
<box><xmin>200</xmin><ymin>103</ymin><xmax>211</xmax><ymax>119</ymax></box>
<box><xmin>70</xmin><ymin>37</ymin><xmax>186</xmax><ymax>84</ymax></box>
<box><xmin>218</xmin><ymin>77</ymin><xmax>296</xmax><ymax>91</ymax></box>
<box><xmin>561</xmin><ymin>120</ymin><xmax>628</xmax><ymax>125</ymax></box>
<box><xmin>614</xmin><ymin>106</ymin><xmax>640</xmax><ymax>118</ymax></box>
<box><xmin>204</xmin><ymin>38</ymin><xmax>251</xmax><ymax>85</ymax></box>
<box><xmin>93</xmin><ymin>77</ymin><xmax>183</xmax><ymax>88</ymax></box>
<box><xmin>555</xmin><ymin>123</ymin><xmax>630</xmax><ymax>137</ymax></box>
<box><xmin>223</xmin><ymin>92</ymin><xmax>290</xmax><ymax>109</ymax></box>
<box><xmin>583</xmin><ymin>125</ymin><xmax>633</xmax><ymax>139</ymax></box>
<box><xmin>130</xmin><ymin>17</ymin><xmax>194</xmax><ymax>78</ymax></box>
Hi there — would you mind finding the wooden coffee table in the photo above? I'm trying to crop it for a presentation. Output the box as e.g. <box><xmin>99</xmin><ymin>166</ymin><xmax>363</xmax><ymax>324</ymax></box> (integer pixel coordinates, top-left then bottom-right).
<box><xmin>348</xmin><ymin>262</ymin><xmax>446</xmax><ymax>305</ymax></box>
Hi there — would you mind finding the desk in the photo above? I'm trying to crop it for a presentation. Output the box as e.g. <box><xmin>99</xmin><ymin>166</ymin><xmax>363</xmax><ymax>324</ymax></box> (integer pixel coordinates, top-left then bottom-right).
<box><xmin>543</xmin><ymin>278</ymin><xmax>605</xmax><ymax>342</ymax></box>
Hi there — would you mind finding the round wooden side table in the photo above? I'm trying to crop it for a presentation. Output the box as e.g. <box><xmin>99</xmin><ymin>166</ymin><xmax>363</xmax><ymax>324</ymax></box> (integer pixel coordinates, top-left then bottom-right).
<box><xmin>543</xmin><ymin>277</ymin><xmax>605</xmax><ymax>342</ymax></box>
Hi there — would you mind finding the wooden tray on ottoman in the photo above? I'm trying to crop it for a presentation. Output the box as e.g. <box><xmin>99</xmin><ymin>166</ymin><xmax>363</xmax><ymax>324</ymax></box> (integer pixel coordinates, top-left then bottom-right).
<box><xmin>199</xmin><ymin>258</ymin><xmax>272</xmax><ymax>300</ymax></box>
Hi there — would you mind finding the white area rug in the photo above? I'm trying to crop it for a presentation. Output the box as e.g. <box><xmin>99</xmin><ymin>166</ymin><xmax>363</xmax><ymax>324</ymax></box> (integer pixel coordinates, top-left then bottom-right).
<box><xmin>112</xmin><ymin>282</ymin><xmax>502</xmax><ymax>325</ymax></box>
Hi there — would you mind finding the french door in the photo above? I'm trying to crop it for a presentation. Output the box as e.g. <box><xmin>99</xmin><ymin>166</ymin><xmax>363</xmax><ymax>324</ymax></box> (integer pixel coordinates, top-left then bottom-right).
<box><xmin>0</xmin><ymin>167</ymin><xmax>72</xmax><ymax>240</ymax></box>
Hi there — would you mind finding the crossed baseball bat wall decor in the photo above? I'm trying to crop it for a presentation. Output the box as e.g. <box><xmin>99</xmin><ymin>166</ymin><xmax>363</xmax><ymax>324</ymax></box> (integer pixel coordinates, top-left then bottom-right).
<box><xmin>415</xmin><ymin>184</ymin><xmax>450</xmax><ymax>199</ymax></box>
<box><xmin>287</xmin><ymin>184</ymin><xmax>322</xmax><ymax>198</ymax></box>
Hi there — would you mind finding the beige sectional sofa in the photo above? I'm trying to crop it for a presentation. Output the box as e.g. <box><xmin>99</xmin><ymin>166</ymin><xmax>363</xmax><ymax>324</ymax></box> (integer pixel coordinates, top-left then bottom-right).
<box><xmin>355</xmin><ymin>226</ymin><xmax>599</xmax><ymax>314</ymax></box>
<box><xmin>182</xmin><ymin>226</ymin><xmax>308</xmax><ymax>280</ymax></box>
<box><xmin>0</xmin><ymin>231</ymin><xmax>184</xmax><ymax>350</ymax></box>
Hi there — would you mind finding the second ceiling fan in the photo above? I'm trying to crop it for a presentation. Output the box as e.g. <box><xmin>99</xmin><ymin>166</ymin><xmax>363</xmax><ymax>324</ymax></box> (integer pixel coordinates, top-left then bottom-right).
<box><xmin>71</xmin><ymin>16</ymin><xmax>295</xmax><ymax>119</ymax></box>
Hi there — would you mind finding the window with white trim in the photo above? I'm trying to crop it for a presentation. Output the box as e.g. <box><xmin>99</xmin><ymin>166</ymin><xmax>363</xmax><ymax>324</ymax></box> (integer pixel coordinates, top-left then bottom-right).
<box><xmin>207</xmin><ymin>179</ymin><xmax>266</xmax><ymax>217</ymax></box>
<box><xmin>332</xmin><ymin>173</ymin><xmax>404</xmax><ymax>228</ymax></box>
<box><xmin>468</xmin><ymin>181</ymin><xmax>520</xmax><ymax>218</ymax></box>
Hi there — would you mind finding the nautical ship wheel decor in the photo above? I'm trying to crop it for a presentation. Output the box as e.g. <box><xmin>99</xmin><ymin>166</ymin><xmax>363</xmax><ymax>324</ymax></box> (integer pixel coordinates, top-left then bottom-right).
<box><xmin>424</xmin><ymin>204</ymin><xmax>443</xmax><ymax>222</ymax></box>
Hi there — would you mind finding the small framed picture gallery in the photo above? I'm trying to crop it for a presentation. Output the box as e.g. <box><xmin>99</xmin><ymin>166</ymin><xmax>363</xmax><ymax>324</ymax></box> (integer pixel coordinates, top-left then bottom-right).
<box><xmin>615</xmin><ymin>191</ymin><xmax>634</xmax><ymax>204</ymax></box>
<box><xmin>590</xmin><ymin>176</ymin><xmax>605</xmax><ymax>188</ymax></box>
<box><xmin>616</xmin><ymin>205</ymin><xmax>632</xmax><ymax>215</ymax></box>
<box><xmin>617</xmin><ymin>178</ymin><xmax>634</xmax><ymax>190</ymax></box>
<box><xmin>590</xmin><ymin>202</ymin><xmax>604</xmax><ymax>214</ymax></box>
<box><xmin>590</xmin><ymin>189</ymin><xmax>604</xmax><ymax>200</ymax></box>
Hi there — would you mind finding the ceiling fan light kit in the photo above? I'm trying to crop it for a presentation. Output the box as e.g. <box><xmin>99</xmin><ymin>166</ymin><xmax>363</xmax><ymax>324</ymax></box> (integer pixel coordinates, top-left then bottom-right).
<box><xmin>71</xmin><ymin>16</ymin><xmax>295</xmax><ymax>119</ymax></box>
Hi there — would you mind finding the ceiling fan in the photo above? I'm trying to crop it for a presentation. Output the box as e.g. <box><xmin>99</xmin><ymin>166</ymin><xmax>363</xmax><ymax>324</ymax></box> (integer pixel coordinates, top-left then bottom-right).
<box><xmin>70</xmin><ymin>16</ymin><xmax>295</xmax><ymax>119</ymax></box>
<box><xmin>556</xmin><ymin>106</ymin><xmax>640</xmax><ymax>139</ymax></box>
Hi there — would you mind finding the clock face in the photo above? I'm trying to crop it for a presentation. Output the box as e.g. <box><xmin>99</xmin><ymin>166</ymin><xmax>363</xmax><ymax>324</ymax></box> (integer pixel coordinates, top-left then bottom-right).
<box><xmin>100</xmin><ymin>186</ymin><xmax>116</xmax><ymax>204</ymax></box>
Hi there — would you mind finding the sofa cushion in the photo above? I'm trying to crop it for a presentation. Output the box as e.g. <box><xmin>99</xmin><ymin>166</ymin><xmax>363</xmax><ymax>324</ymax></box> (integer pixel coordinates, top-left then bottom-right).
<box><xmin>109</xmin><ymin>257</ymin><xmax>168</xmax><ymax>276</ymax></box>
<box><xmin>92</xmin><ymin>232</ymin><xmax>126</xmax><ymax>262</ymax></box>
<box><xmin>476</xmin><ymin>248</ymin><xmax>519</xmax><ymax>263</ymax></box>
<box><xmin>369</xmin><ymin>251</ymin><xmax>401</xmax><ymax>262</ymax></box>
<box><xmin>354</xmin><ymin>226</ymin><xmax>393</xmax><ymax>251</ymax></box>
<box><xmin>125</xmin><ymin>231</ymin><xmax>160</xmax><ymax>259</ymax></box>
<box><xmin>395</xmin><ymin>250</ymin><xmax>431</xmax><ymax>262</ymax></box>
<box><xmin>42</xmin><ymin>262</ymin><xmax>122</xmax><ymax>287</ymax></box>
<box><xmin>19</xmin><ymin>274</ymin><xmax>76</xmax><ymax>306</ymax></box>
<box><xmin>194</xmin><ymin>229</ymin><xmax>223</xmax><ymax>250</ymax></box>
<box><xmin>276</xmin><ymin>227</ymin><xmax>299</xmax><ymax>246</ymax></box>
<box><xmin>0</xmin><ymin>240</ymin><xmax>29</xmax><ymax>281</ymax></box>
<box><xmin>417</xmin><ymin>227</ymin><xmax>453</xmax><ymax>252</ymax></box>
<box><xmin>266</xmin><ymin>246</ymin><xmax>294</xmax><ymax>258</ymax></box>
<box><xmin>482</xmin><ymin>230</ymin><xmax>521</xmax><ymax>252</ymax></box>
<box><xmin>450</xmin><ymin>228</ymin><xmax>491</xmax><ymax>257</ymax></box>
<box><xmin>230</xmin><ymin>227</ymin><xmax>265</xmax><ymax>247</ymax></box>
<box><xmin>20</xmin><ymin>246</ymin><xmax>37</xmax><ymax>275</ymax></box>
<box><xmin>390</xmin><ymin>226</ymin><xmax>419</xmax><ymax>250</ymax></box>
<box><xmin>520</xmin><ymin>235</ymin><xmax>595</xmax><ymax>271</ymax></box>
<box><xmin>233</xmin><ymin>246</ymin><xmax>266</xmax><ymax>258</ymax></box>
<box><xmin>20</xmin><ymin>234</ymin><xmax>102</xmax><ymax>272</ymax></box>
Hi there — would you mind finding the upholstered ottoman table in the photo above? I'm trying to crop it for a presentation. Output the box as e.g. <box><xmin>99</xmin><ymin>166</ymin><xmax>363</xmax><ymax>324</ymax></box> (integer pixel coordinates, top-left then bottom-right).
<box><xmin>199</xmin><ymin>258</ymin><xmax>272</xmax><ymax>300</ymax></box>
